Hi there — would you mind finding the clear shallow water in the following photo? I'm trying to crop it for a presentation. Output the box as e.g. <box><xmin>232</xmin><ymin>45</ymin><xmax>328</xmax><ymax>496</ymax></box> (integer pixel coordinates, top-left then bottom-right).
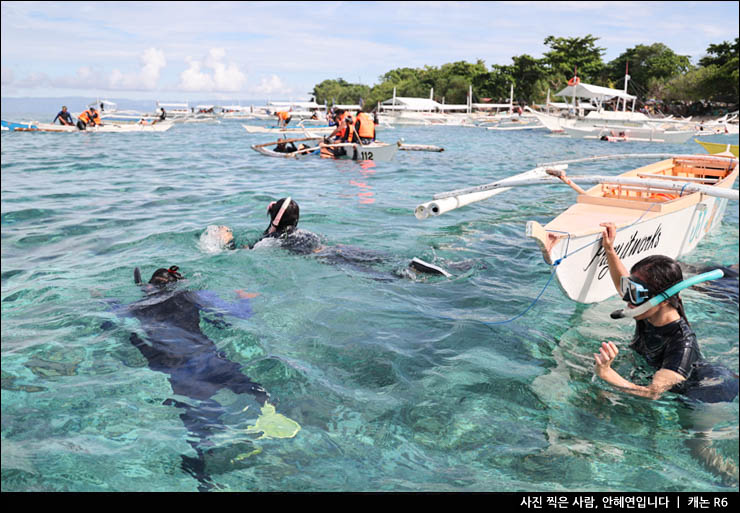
<box><xmin>1</xmin><ymin>116</ymin><xmax>738</xmax><ymax>492</ymax></box>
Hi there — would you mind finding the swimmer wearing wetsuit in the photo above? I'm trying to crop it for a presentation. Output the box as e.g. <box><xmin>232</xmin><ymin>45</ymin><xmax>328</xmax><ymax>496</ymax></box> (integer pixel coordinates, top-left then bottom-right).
<box><xmin>595</xmin><ymin>223</ymin><xmax>738</xmax><ymax>403</ymax></box>
<box><xmin>203</xmin><ymin>197</ymin><xmax>454</xmax><ymax>279</ymax></box>
<box><xmin>122</xmin><ymin>265</ymin><xmax>267</xmax><ymax>491</ymax></box>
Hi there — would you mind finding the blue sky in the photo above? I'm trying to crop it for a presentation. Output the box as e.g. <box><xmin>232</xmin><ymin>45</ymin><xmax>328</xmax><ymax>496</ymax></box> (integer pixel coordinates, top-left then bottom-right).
<box><xmin>1</xmin><ymin>1</ymin><xmax>738</xmax><ymax>101</ymax></box>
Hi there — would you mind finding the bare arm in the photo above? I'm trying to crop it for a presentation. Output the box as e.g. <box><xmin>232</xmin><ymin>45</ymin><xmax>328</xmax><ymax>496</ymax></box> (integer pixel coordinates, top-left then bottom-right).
<box><xmin>594</xmin><ymin>341</ymin><xmax>685</xmax><ymax>400</ymax></box>
<box><xmin>600</xmin><ymin>222</ymin><xmax>629</xmax><ymax>294</ymax></box>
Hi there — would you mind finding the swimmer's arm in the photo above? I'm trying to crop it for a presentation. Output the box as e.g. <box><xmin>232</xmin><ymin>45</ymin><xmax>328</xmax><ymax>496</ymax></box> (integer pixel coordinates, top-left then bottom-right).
<box><xmin>194</xmin><ymin>290</ymin><xmax>256</xmax><ymax>320</ymax></box>
<box><xmin>600</xmin><ymin>223</ymin><xmax>629</xmax><ymax>293</ymax></box>
<box><xmin>594</xmin><ymin>342</ymin><xmax>685</xmax><ymax>400</ymax></box>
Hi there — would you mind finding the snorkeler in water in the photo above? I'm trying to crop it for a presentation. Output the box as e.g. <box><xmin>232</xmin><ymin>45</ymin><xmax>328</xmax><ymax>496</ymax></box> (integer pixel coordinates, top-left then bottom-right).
<box><xmin>595</xmin><ymin>222</ymin><xmax>739</xmax><ymax>485</ymax></box>
<box><xmin>201</xmin><ymin>197</ymin><xmax>455</xmax><ymax>280</ymax></box>
<box><xmin>113</xmin><ymin>265</ymin><xmax>297</xmax><ymax>491</ymax></box>
<box><xmin>594</xmin><ymin>223</ymin><xmax>738</xmax><ymax>403</ymax></box>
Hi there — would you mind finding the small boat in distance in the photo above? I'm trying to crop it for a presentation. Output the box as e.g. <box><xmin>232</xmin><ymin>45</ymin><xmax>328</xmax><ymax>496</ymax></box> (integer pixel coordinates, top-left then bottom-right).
<box><xmin>695</xmin><ymin>138</ymin><xmax>739</xmax><ymax>157</ymax></box>
<box><xmin>563</xmin><ymin>125</ymin><xmax>694</xmax><ymax>143</ymax></box>
<box><xmin>250</xmin><ymin>136</ymin><xmax>399</xmax><ymax>162</ymax></box>
<box><xmin>1</xmin><ymin>119</ymin><xmax>174</xmax><ymax>133</ymax></box>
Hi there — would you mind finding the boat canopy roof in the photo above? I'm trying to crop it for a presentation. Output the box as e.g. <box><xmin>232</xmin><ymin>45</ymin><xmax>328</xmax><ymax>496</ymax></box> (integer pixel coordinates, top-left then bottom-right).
<box><xmin>381</xmin><ymin>97</ymin><xmax>443</xmax><ymax>111</ymax></box>
<box><xmin>333</xmin><ymin>104</ymin><xmax>361</xmax><ymax>110</ymax></box>
<box><xmin>437</xmin><ymin>104</ymin><xmax>470</xmax><ymax>111</ymax></box>
<box><xmin>472</xmin><ymin>103</ymin><xmax>511</xmax><ymax>109</ymax></box>
<box><xmin>555</xmin><ymin>82</ymin><xmax>636</xmax><ymax>101</ymax></box>
<box><xmin>157</xmin><ymin>101</ymin><xmax>189</xmax><ymax>108</ymax></box>
<box><xmin>269</xmin><ymin>100</ymin><xmax>321</xmax><ymax>109</ymax></box>
<box><xmin>548</xmin><ymin>101</ymin><xmax>597</xmax><ymax>110</ymax></box>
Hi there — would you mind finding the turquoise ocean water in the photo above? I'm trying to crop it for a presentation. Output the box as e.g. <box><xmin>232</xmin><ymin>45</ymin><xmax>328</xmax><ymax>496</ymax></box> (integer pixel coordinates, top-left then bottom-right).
<box><xmin>1</xmin><ymin>114</ymin><xmax>738</xmax><ymax>492</ymax></box>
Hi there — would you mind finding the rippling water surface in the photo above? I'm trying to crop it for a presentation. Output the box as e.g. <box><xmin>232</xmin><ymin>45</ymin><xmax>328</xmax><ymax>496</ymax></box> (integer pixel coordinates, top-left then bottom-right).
<box><xmin>2</xmin><ymin>115</ymin><xmax>738</xmax><ymax>492</ymax></box>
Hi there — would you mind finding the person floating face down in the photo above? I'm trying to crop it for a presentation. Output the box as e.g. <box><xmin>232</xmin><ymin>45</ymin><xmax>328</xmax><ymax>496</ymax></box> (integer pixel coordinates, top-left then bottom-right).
<box><xmin>203</xmin><ymin>197</ymin><xmax>454</xmax><ymax>280</ymax></box>
<box><xmin>53</xmin><ymin>106</ymin><xmax>74</xmax><ymax>126</ymax></box>
<box><xmin>122</xmin><ymin>265</ymin><xmax>277</xmax><ymax>490</ymax></box>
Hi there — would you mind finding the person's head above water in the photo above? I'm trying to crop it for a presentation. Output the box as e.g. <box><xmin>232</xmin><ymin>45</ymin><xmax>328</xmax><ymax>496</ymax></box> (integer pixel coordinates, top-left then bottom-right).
<box><xmin>264</xmin><ymin>197</ymin><xmax>299</xmax><ymax>236</ymax></box>
<box><xmin>148</xmin><ymin>265</ymin><xmax>184</xmax><ymax>286</ymax></box>
<box><xmin>619</xmin><ymin>255</ymin><xmax>687</xmax><ymax>321</ymax></box>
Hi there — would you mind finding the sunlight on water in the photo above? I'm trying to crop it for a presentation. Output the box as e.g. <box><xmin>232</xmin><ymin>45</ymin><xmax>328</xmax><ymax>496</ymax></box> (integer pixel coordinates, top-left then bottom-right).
<box><xmin>2</xmin><ymin>118</ymin><xmax>738</xmax><ymax>491</ymax></box>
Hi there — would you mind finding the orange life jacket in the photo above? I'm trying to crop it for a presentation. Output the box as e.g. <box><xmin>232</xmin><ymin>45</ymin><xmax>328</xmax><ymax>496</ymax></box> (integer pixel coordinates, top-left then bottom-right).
<box><xmin>277</xmin><ymin>111</ymin><xmax>290</xmax><ymax>121</ymax></box>
<box><xmin>355</xmin><ymin>112</ymin><xmax>375</xmax><ymax>139</ymax></box>
<box><xmin>344</xmin><ymin>118</ymin><xmax>354</xmax><ymax>142</ymax></box>
<box><xmin>333</xmin><ymin>112</ymin><xmax>348</xmax><ymax>139</ymax></box>
<box><xmin>79</xmin><ymin>109</ymin><xmax>100</xmax><ymax>125</ymax></box>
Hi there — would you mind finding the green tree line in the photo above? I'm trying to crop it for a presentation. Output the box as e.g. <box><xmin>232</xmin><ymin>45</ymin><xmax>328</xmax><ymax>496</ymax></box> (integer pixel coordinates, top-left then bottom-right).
<box><xmin>311</xmin><ymin>35</ymin><xmax>738</xmax><ymax>111</ymax></box>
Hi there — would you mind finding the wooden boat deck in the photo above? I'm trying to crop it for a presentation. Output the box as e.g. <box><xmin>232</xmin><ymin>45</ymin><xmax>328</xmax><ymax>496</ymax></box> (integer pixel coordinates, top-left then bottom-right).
<box><xmin>544</xmin><ymin>156</ymin><xmax>737</xmax><ymax>236</ymax></box>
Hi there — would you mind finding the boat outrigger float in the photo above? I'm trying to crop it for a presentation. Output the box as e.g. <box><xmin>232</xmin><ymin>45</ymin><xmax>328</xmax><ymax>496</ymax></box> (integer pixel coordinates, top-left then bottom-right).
<box><xmin>416</xmin><ymin>153</ymin><xmax>738</xmax><ymax>303</ymax></box>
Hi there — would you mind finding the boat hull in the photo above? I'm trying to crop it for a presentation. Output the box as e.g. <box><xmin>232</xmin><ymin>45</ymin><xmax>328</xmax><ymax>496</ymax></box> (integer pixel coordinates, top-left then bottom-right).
<box><xmin>242</xmin><ymin>124</ymin><xmax>334</xmax><ymax>135</ymax></box>
<box><xmin>563</xmin><ymin>125</ymin><xmax>694</xmax><ymax>143</ymax></box>
<box><xmin>527</xmin><ymin>156</ymin><xmax>738</xmax><ymax>303</ymax></box>
<box><xmin>315</xmin><ymin>141</ymin><xmax>398</xmax><ymax>162</ymax></box>
<box><xmin>695</xmin><ymin>139</ymin><xmax>739</xmax><ymax>157</ymax></box>
<box><xmin>1</xmin><ymin>119</ymin><xmax>173</xmax><ymax>133</ymax></box>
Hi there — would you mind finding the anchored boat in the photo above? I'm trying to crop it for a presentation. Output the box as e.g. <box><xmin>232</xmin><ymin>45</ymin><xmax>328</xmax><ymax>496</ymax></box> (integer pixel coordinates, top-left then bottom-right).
<box><xmin>251</xmin><ymin>136</ymin><xmax>398</xmax><ymax>162</ymax></box>
<box><xmin>695</xmin><ymin>139</ymin><xmax>739</xmax><ymax>157</ymax></box>
<box><xmin>416</xmin><ymin>153</ymin><xmax>738</xmax><ymax>304</ymax></box>
<box><xmin>526</xmin><ymin>155</ymin><xmax>738</xmax><ymax>302</ymax></box>
<box><xmin>1</xmin><ymin>119</ymin><xmax>174</xmax><ymax>133</ymax></box>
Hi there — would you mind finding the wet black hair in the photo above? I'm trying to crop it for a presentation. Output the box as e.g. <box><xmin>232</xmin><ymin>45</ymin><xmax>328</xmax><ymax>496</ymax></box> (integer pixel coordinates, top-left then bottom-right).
<box><xmin>264</xmin><ymin>198</ymin><xmax>299</xmax><ymax>236</ymax></box>
<box><xmin>148</xmin><ymin>265</ymin><xmax>184</xmax><ymax>286</ymax></box>
<box><xmin>630</xmin><ymin>255</ymin><xmax>688</xmax><ymax>324</ymax></box>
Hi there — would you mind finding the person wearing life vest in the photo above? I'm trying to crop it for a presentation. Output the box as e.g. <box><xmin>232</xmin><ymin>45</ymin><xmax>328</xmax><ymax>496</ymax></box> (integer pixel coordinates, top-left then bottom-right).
<box><xmin>77</xmin><ymin>106</ymin><xmax>101</xmax><ymax>130</ymax></box>
<box><xmin>327</xmin><ymin>109</ymin><xmax>347</xmax><ymax>140</ymax></box>
<box><xmin>354</xmin><ymin>110</ymin><xmax>375</xmax><ymax>144</ymax></box>
<box><xmin>275</xmin><ymin>110</ymin><xmax>292</xmax><ymax>128</ymax></box>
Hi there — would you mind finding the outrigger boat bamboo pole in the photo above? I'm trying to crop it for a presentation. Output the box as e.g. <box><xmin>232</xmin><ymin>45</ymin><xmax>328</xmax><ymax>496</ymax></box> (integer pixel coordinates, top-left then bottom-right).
<box><xmin>414</xmin><ymin>165</ymin><xmax>567</xmax><ymax>219</ymax></box>
<box><xmin>252</xmin><ymin>136</ymin><xmax>323</xmax><ymax>149</ymax></box>
<box><xmin>398</xmin><ymin>143</ymin><xmax>444</xmax><ymax>152</ymax></box>
<box><xmin>537</xmin><ymin>154</ymin><xmax>736</xmax><ymax>167</ymax></box>
<box><xmin>416</xmin><ymin>154</ymin><xmax>738</xmax><ymax>219</ymax></box>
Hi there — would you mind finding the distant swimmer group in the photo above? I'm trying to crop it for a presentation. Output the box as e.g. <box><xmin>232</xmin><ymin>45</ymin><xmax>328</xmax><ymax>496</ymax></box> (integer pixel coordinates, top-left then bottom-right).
<box><xmin>322</xmin><ymin>108</ymin><xmax>378</xmax><ymax>158</ymax></box>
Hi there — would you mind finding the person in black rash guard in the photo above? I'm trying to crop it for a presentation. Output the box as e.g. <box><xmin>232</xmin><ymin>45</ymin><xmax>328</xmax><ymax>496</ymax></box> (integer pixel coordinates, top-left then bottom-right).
<box><xmin>113</xmin><ymin>265</ymin><xmax>269</xmax><ymax>491</ymax></box>
<box><xmin>594</xmin><ymin>222</ymin><xmax>738</xmax><ymax>485</ymax></box>
<box><xmin>204</xmin><ymin>197</ymin><xmax>457</xmax><ymax>280</ymax></box>
<box><xmin>594</xmin><ymin>223</ymin><xmax>738</xmax><ymax>403</ymax></box>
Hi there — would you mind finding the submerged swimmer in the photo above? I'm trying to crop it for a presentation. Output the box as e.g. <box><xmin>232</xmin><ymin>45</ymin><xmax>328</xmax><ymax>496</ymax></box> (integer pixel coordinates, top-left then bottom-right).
<box><xmin>201</xmin><ymin>197</ymin><xmax>456</xmax><ymax>279</ymax></box>
<box><xmin>114</xmin><ymin>265</ymin><xmax>298</xmax><ymax>491</ymax></box>
<box><xmin>595</xmin><ymin>222</ymin><xmax>738</xmax><ymax>484</ymax></box>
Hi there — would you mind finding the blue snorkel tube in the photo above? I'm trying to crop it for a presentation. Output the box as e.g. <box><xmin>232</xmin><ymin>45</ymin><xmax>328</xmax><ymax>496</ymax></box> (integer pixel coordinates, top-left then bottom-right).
<box><xmin>611</xmin><ymin>269</ymin><xmax>725</xmax><ymax>319</ymax></box>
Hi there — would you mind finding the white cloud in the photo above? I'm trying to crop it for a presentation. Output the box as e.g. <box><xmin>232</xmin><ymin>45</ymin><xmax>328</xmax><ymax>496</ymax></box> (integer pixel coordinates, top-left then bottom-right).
<box><xmin>179</xmin><ymin>48</ymin><xmax>247</xmax><ymax>92</ymax></box>
<box><xmin>1</xmin><ymin>67</ymin><xmax>14</xmax><ymax>85</ymax></box>
<box><xmin>251</xmin><ymin>74</ymin><xmax>290</xmax><ymax>96</ymax></box>
<box><xmin>109</xmin><ymin>48</ymin><xmax>166</xmax><ymax>90</ymax></box>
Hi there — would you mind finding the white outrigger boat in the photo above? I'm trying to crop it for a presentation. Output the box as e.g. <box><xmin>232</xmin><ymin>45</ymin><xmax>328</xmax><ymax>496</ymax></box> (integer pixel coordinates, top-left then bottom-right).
<box><xmin>563</xmin><ymin>124</ymin><xmax>694</xmax><ymax>143</ymax></box>
<box><xmin>416</xmin><ymin>153</ymin><xmax>738</xmax><ymax>304</ymax></box>
<box><xmin>251</xmin><ymin>136</ymin><xmax>399</xmax><ymax>162</ymax></box>
<box><xmin>1</xmin><ymin>119</ymin><xmax>174</xmax><ymax>133</ymax></box>
<box><xmin>242</xmin><ymin>123</ymin><xmax>335</xmax><ymax>135</ymax></box>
